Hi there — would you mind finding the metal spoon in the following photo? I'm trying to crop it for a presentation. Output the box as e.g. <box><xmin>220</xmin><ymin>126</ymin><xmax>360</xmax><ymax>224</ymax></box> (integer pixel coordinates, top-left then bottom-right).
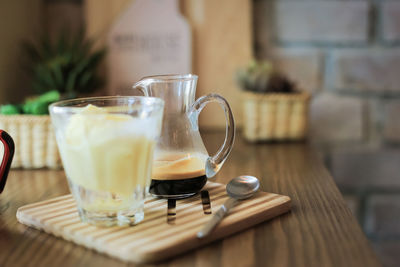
<box><xmin>197</xmin><ymin>175</ymin><xmax>260</xmax><ymax>238</ymax></box>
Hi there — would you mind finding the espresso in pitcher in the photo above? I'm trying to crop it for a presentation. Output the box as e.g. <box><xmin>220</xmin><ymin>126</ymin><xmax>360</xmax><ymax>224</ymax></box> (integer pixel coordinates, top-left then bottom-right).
<box><xmin>150</xmin><ymin>152</ymin><xmax>207</xmax><ymax>198</ymax></box>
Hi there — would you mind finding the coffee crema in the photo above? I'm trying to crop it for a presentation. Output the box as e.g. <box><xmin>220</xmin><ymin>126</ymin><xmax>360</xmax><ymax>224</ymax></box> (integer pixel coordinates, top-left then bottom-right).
<box><xmin>150</xmin><ymin>152</ymin><xmax>208</xmax><ymax>198</ymax></box>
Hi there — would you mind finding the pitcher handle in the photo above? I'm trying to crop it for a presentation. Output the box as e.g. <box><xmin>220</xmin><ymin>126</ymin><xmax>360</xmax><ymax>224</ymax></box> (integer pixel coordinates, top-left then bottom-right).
<box><xmin>189</xmin><ymin>94</ymin><xmax>235</xmax><ymax>178</ymax></box>
<box><xmin>0</xmin><ymin>130</ymin><xmax>15</xmax><ymax>193</ymax></box>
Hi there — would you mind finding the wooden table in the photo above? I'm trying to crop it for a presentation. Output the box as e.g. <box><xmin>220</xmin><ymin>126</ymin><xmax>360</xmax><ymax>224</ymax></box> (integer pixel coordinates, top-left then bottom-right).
<box><xmin>0</xmin><ymin>132</ymin><xmax>381</xmax><ymax>267</ymax></box>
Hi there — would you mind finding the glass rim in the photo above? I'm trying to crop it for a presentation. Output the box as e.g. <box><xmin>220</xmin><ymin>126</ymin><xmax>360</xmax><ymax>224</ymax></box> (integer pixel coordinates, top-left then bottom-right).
<box><xmin>49</xmin><ymin>95</ymin><xmax>164</xmax><ymax>113</ymax></box>
<box><xmin>136</xmin><ymin>73</ymin><xmax>198</xmax><ymax>83</ymax></box>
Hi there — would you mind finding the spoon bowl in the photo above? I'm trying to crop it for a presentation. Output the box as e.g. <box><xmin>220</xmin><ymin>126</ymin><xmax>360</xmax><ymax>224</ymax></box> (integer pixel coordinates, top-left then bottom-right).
<box><xmin>226</xmin><ymin>175</ymin><xmax>260</xmax><ymax>200</ymax></box>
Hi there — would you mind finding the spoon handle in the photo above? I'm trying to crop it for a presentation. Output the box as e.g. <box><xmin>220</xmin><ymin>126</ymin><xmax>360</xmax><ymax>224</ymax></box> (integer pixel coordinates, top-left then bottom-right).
<box><xmin>197</xmin><ymin>197</ymin><xmax>237</xmax><ymax>238</ymax></box>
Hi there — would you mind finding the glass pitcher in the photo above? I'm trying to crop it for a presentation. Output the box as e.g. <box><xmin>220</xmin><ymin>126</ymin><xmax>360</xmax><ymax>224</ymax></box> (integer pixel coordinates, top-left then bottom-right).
<box><xmin>133</xmin><ymin>74</ymin><xmax>235</xmax><ymax>198</ymax></box>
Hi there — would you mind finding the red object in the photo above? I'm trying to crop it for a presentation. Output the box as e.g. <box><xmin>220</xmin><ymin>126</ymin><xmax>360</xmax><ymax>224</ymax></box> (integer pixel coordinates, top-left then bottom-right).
<box><xmin>0</xmin><ymin>130</ymin><xmax>14</xmax><ymax>193</ymax></box>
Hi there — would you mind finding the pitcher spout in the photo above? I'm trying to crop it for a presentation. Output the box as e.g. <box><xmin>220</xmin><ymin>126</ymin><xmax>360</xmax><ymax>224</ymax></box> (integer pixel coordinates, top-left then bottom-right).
<box><xmin>132</xmin><ymin>74</ymin><xmax>198</xmax><ymax>112</ymax></box>
<box><xmin>132</xmin><ymin>80</ymin><xmax>151</xmax><ymax>96</ymax></box>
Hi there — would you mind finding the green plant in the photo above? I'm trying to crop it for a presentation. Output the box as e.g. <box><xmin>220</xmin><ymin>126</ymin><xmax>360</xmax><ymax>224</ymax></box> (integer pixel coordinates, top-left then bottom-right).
<box><xmin>236</xmin><ymin>60</ymin><xmax>296</xmax><ymax>93</ymax></box>
<box><xmin>23</xmin><ymin>30</ymin><xmax>105</xmax><ymax>97</ymax></box>
<box><xmin>0</xmin><ymin>90</ymin><xmax>60</xmax><ymax>115</ymax></box>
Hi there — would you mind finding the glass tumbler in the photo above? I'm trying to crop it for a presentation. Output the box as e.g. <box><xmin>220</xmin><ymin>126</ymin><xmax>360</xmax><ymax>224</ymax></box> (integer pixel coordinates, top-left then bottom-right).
<box><xmin>49</xmin><ymin>96</ymin><xmax>164</xmax><ymax>226</ymax></box>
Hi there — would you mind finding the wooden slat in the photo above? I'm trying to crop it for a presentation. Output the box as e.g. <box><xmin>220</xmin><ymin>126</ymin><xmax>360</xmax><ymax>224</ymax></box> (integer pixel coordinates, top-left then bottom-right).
<box><xmin>84</xmin><ymin>0</ymin><xmax>133</xmax><ymax>50</ymax></box>
<box><xmin>16</xmin><ymin>182</ymin><xmax>291</xmax><ymax>264</ymax></box>
<box><xmin>181</xmin><ymin>0</ymin><xmax>253</xmax><ymax>128</ymax></box>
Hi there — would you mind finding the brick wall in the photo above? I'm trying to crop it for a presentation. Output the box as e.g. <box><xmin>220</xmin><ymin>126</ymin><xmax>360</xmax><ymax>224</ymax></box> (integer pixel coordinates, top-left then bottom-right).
<box><xmin>254</xmin><ymin>1</ymin><xmax>400</xmax><ymax>266</ymax></box>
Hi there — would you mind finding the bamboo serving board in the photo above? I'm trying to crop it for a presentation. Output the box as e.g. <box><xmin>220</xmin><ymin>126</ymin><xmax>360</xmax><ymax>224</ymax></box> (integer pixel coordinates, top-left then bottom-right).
<box><xmin>16</xmin><ymin>182</ymin><xmax>291</xmax><ymax>264</ymax></box>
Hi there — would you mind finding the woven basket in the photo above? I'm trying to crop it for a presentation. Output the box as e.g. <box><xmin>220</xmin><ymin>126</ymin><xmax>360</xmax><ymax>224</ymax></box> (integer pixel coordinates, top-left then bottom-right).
<box><xmin>242</xmin><ymin>91</ymin><xmax>311</xmax><ymax>142</ymax></box>
<box><xmin>0</xmin><ymin>115</ymin><xmax>61</xmax><ymax>169</ymax></box>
